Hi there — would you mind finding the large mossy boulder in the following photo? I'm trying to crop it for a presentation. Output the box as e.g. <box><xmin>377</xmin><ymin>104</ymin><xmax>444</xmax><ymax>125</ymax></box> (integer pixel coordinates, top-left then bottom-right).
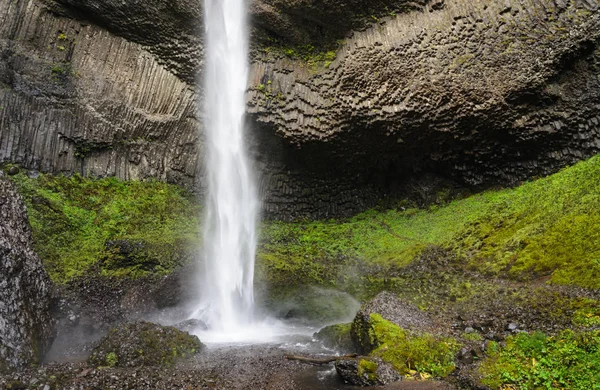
<box><xmin>349</xmin><ymin>292</ymin><xmax>459</xmax><ymax>379</ymax></box>
<box><xmin>351</xmin><ymin>291</ymin><xmax>433</xmax><ymax>354</ymax></box>
<box><xmin>266</xmin><ymin>286</ymin><xmax>360</xmax><ymax>325</ymax></box>
<box><xmin>88</xmin><ymin>322</ymin><xmax>204</xmax><ymax>368</ymax></box>
<box><xmin>0</xmin><ymin>174</ymin><xmax>55</xmax><ymax>372</ymax></box>
<box><xmin>313</xmin><ymin>323</ymin><xmax>354</xmax><ymax>352</ymax></box>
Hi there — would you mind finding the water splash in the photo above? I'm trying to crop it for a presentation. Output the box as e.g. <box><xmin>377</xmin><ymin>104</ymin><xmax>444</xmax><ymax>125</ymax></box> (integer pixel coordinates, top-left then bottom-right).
<box><xmin>194</xmin><ymin>0</ymin><xmax>258</xmax><ymax>333</ymax></box>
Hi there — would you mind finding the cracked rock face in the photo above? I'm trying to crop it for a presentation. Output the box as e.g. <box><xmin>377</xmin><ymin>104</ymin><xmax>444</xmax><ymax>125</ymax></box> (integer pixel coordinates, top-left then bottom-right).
<box><xmin>1</xmin><ymin>0</ymin><xmax>600</xmax><ymax>219</ymax></box>
<box><xmin>0</xmin><ymin>173</ymin><xmax>55</xmax><ymax>372</ymax></box>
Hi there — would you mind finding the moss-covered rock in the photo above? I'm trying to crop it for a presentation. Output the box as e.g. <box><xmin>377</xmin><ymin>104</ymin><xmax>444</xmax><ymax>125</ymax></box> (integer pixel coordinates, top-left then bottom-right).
<box><xmin>351</xmin><ymin>291</ymin><xmax>433</xmax><ymax>354</ymax></box>
<box><xmin>263</xmin><ymin>286</ymin><xmax>360</xmax><ymax>325</ymax></box>
<box><xmin>349</xmin><ymin>295</ymin><xmax>459</xmax><ymax>379</ymax></box>
<box><xmin>313</xmin><ymin>323</ymin><xmax>354</xmax><ymax>352</ymax></box>
<box><xmin>335</xmin><ymin>357</ymin><xmax>401</xmax><ymax>386</ymax></box>
<box><xmin>88</xmin><ymin>322</ymin><xmax>204</xmax><ymax>368</ymax></box>
<box><xmin>364</xmin><ymin>314</ymin><xmax>459</xmax><ymax>378</ymax></box>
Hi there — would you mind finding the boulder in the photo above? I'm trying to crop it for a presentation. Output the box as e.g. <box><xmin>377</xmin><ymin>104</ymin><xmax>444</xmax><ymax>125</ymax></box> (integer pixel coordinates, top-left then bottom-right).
<box><xmin>88</xmin><ymin>321</ymin><xmax>204</xmax><ymax>368</ymax></box>
<box><xmin>266</xmin><ymin>286</ymin><xmax>361</xmax><ymax>325</ymax></box>
<box><xmin>313</xmin><ymin>323</ymin><xmax>354</xmax><ymax>352</ymax></box>
<box><xmin>0</xmin><ymin>174</ymin><xmax>55</xmax><ymax>372</ymax></box>
<box><xmin>335</xmin><ymin>357</ymin><xmax>401</xmax><ymax>386</ymax></box>
<box><xmin>351</xmin><ymin>291</ymin><xmax>432</xmax><ymax>354</ymax></box>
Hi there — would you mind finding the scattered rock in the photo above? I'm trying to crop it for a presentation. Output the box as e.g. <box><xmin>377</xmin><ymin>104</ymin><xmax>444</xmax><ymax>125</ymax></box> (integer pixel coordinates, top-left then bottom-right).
<box><xmin>506</xmin><ymin>322</ymin><xmax>519</xmax><ymax>332</ymax></box>
<box><xmin>88</xmin><ymin>322</ymin><xmax>204</xmax><ymax>368</ymax></box>
<box><xmin>6</xmin><ymin>166</ymin><xmax>19</xmax><ymax>176</ymax></box>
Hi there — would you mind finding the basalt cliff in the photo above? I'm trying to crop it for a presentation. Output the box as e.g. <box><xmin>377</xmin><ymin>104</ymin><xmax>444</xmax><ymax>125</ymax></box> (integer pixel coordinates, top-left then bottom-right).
<box><xmin>1</xmin><ymin>0</ymin><xmax>599</xmax><ymax>218</ymax></box>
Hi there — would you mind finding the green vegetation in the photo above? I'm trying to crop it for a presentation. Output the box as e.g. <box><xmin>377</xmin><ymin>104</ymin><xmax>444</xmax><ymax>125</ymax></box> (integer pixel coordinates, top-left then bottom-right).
<box><xmin>572</xmin><ymin>299</ymin><xmax>600</xmax><ymax>327</ymax></box>
<box><xmin>480</xmin><ymin>330</ymin><xmax>600</xmax><ymax>389</ymax></box>
<box><xmin>260</xmin><ymin>154</ymin><xmax>600</xmax><ymax>290</ymax></box>
<box><xmin>358</xmin><ymin>359</ymin><xmax>378</xmax><ymax>381</ymax></box>
<box><xmin>105</xmin><ymin>352</ymin><xmax>118</xmax><ymax>367</ymax></box>
<box><xmin>263</xmin><ymin>43</ymin><xmax>338</xmax><ymax>69</ymax></box>
<box><xmin>368</xmin><ymin>314</ymin><xmax>459</xmax><ymax>378</ymax></box>
<box><xmin>8</xmin><ymin>171</ymin><xmax>200</xmax><ymax>283</ymax></box>
<box><xmin>463</xmin><ymin>332</ymin><xmax>484</xmax><ymax>342</ymax></box>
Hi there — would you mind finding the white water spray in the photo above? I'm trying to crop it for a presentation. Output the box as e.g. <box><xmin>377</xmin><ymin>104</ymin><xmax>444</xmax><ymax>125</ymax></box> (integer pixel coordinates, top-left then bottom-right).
<box><xmin>195</xmin><ymin>0</ymin><xmax>258</xmax><ymax>333</ymax></box>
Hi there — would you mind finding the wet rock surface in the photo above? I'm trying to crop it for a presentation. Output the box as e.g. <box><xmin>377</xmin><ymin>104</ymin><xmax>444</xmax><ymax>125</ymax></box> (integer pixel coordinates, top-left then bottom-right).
<box><xmin>0</xmin><ymin>343</ymin><xmax>455</xmax><ymax>390</ymax></box>
<box><xmin>88</xmin><ymin>321</ymin><xmax>203</xmax><ymax>368</ymax></box>
<box><xmin>0</xmin><ymin>174</ymin><xmax>55</xmax><ymax>372</ymax></box>
<box><xmin>335</xmin><ymin>357</ymin><xmax>401</xmax><ymax>386</ymax></box>
<box><xmin>266</xmin><ymin>286</ymin><xmax>361</xmax><ymax>325</ymax></box>
<box><xmin>314</xmin><ymin>323</ymin><xmax>354</xmax><ymax>352</ymax></box>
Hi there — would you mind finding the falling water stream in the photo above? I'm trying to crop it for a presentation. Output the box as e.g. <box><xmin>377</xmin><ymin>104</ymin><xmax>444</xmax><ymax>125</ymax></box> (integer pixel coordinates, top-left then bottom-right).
<box><xmin>194</xmin><ymin>0</ymin><xmax>258</xmax><ymax>336</ymax></box>
<box><xmin>190</xmin><ymin>0</ymin><xmax>356</xmax><ymax>346</ymax></box>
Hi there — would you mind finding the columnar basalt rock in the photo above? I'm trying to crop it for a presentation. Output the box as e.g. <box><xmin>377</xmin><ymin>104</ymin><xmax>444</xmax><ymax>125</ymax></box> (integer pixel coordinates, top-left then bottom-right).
<box><xmin>1</xmin><ymin>0</ymin><xmax>599</xmax><ymax>219</ymax></box>
<box><xmin>0</xmin><ymin>0</ymin><xmax>201</xmax><ymax>188</ymax></box>
<box><xmin>0</xmin><ymin>173</ymin><xmax>55</xmax><ymax>371</ymax></box>
<box><xmin>248</xmin><ymin>0</ymin><xmax>600</xmax><ymax>185</ymax></box>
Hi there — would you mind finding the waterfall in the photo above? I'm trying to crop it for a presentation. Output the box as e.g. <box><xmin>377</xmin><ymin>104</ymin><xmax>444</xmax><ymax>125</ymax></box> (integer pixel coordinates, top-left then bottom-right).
<box><xmin>196</xmin><ymin>0</ymin><xmax>258</xmax><ymax>332</ymax></box>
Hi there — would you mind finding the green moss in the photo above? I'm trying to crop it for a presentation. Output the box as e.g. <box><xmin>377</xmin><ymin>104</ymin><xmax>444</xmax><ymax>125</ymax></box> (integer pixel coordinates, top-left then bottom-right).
<box><xmin>358</xmin><ymin>359</ymin><xmax>378</xmax><ymax>381</ymax></box>
<box><xmin>480</xmin><ymin>330</ymin><xmax>600</xmax><ymax>389</ymax></box>
<box><xmin>573</xmin><ymin>299</ymin><xmax>600</xmax><ymax>327</ymax></box>
<box><xmin>314</xmin><ymin>323</ymin><xmax>353</xmax><ymax>350</ymax></box>
<box><xmin>105</xmin><ymin>352</ymin><xmax>118</xmax><ymax>367</ymax></box>
<box><xmin>463</xmin><ymin>332</ymin><xmax>484</xmax><ymax>342</ymax></box>
<box><xmin>368</xmin><ymin>314</ymin><xmax>459</xmax><ymax>378</ymax></box>
<box><xmin>259</xmin><ymin>154</ymin><xmax>600</xmax><ymax>291</ymax></box>
<box><xmin>8</xmin><ymin>172</ymin><xmax>200</xmax><ymax>283</ymax></box>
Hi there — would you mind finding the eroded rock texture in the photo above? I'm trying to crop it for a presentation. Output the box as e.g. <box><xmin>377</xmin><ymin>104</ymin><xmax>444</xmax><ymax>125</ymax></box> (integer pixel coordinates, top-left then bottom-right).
<box><xmin>0</xmin><ymin>173</ymin><xmax>55</xmax><ymax>372</ymax></box>
<box><xmin>1</xmin><ymin>0</ymin><xmax>600</xmax><ymax>219</ymax></box>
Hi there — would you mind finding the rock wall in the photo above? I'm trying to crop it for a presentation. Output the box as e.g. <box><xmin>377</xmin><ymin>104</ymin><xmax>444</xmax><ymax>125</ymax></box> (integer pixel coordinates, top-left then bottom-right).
<box><xmin>0</xmin><ymin>173</ymin><xmax>55</xmax><ymax>371</ymax></box>
<box><xmin>248</xmin><ymin>0</ymin><xmax>600</xmax><ymax>187</ymax></box>
<box><xmin>1</xmin><ymin>0</ymin><xmax>600</xmax><ymax>219</ymax></box>
<box><xmin>0</xmin><ymin>0</ymin><xmax>201</xmax><ymax>188</ymax></box>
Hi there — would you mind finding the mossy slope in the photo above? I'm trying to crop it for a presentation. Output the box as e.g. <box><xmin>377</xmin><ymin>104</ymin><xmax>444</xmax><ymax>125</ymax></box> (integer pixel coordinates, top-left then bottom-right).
<box><xmin>8</xmin><ymin>172</ymin><xmax>200</xmax><ymax>283</ymax></box>
<box><xmin>260</xmin><ymin>154</ymin><xmax>600</xmax><ymax>291</ymax></box>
